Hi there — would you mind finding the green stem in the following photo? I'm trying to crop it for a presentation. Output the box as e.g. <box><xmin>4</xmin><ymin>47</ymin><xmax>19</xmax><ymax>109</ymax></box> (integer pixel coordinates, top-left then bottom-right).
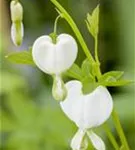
<box><xmin>103</xmin><ymin>123</ymin><xmax>120</xmax><ymax>150</ymax></box>
<box><xmin>95</xmin><ymin>36</ymin><xmax>99</xmax><ymax>64</ymax></box>
<box><xmin>94</xmin><ymin>36</ymin><xmax>101</xmax><ymax>79</ymax></box>
<box><xmin>14</xmin><ymin>0</ymin><xmax>19</xmax><ymax>3</ymax></box>
<box><xmin>54</xmin><ymin>15</ymin><xmax>61</xmax><ymax>35</ymax></box>
<box><xmin>50</xmin><ymin>0</ymin><xmax>95</xmax><ymax>65</ymax></box>
<box><xmin>112</xmin><ymin>110</ymin><xmax>130</xmax><ymax>150</ymax></box>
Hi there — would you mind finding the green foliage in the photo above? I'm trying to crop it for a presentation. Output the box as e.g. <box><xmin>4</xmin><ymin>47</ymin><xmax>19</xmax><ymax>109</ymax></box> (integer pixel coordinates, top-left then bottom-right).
<box><xmin>65</xmin><ymin>59</ymin><xmax>132</xmax><ymax>94</ymax></box>
<box><xmin>81</xmin><ymin>58</ymin><xmax>93</xmax><ymax>76</ymax></box>
<box><xmin>65</xmin><ymin>63</ymin><xmax>83</xmax><ymax>80</ymax></box>
<box><xmin>5</xmin><ymin>48</ymin><xmax>35</xmax><ymax>66</ymax></box>
<box><xmin>0</xmin><ymin>71</ymin><xmax>75</xmax><ymax>150</ymax></box>
<box><xmin>99</xmin><ymin>80</ymin><xmax>132</xmax><ymax>87</ymax></box>
<box><xmin>99</xmin><ymin>71</ymin><xmax>124</xmax><ymax>82</ymax></box>
<box><xmin>86</xmin><ymin>5</ymin><xmax>99</xmax><ymax>38</ymax></box>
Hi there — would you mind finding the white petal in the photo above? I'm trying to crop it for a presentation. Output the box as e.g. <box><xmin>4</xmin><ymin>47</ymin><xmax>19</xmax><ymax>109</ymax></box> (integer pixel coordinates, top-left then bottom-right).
<box><xmin>60</xmin><ymin>80</ymin><xmax>113</xmax><ymax>129</ymax></box>
<box><xmin>11</xmin><ymin>22</ymin><xmax>24</xmax><ymax>46</ymax></box>
<box><xmin>83</xmin><ymin>86</ymin><xmax>113</xmax><ymax>128</ymax></box>
<box><xmin>60</xmin><ymin>81</ymin><xmax>84</xmax><ymax>125</ymax></box>
<box><xmin>87</xmin><ymin>131</ymin><xmax>105</xmax><ymax>150</ymax></box>
<box><xmin>32</xmin><ymin>34</ymin><xmax>78</xmax><ymax>74</ymax></box>
<box><xmin>71</xmin><ymin>129</ymin><xmax>88</xmax><ymax>150</ymax></box>
<box><xmin>10</xmin><ymin>0</ymin><xmax>23</xmax><ymax>22</ymax></box>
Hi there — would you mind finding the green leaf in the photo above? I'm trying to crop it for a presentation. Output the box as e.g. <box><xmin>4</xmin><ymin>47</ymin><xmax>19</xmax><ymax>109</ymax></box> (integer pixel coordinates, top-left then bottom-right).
<box><xmin>5</xmin><ymin>50</ymin><xmax>35</xmax><ymax>65</ymax></box>
<box><xmin>99</xmin><ymin>71</ymin><xmax>124</xmax><ymax>82</ymax></box>
<box><xmin>81</xmin><ymin>58</ymin><xmax>92</xmax><ymax>76</ymax></box>
<box><xmin>81</xmin><ymin>75</ymin><xmax>96</xmax><ymax>94</ymax></box>
<box><xmin>100</xmin><ymin>80</ymin><xmax>132</xmax><ymax>87</ymax></box>
<box><xmin>81</xmin><ymin>58</ymin><xmax>99</xmax><ymax>77</ymax></box>
<box><xmin>65</xmin><ymin>64</ymin><xmax>83</xmax><ymax>80</ymax></box>
<box><xmin>86</xmin><ymin>5</ymin><xmax>99</xmax><ymax>38</ymax></box>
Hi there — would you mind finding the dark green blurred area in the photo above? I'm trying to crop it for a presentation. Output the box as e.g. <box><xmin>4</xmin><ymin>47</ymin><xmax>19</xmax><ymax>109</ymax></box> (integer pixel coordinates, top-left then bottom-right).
<box><xmin>0</xmin><ymin>0</ymin><xmax>134</xmax><ymax>150</ymax></box>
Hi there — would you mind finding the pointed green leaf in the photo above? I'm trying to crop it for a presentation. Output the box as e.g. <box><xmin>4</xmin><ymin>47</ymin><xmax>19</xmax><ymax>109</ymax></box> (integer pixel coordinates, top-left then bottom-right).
<box><xmin>99</xmin><ymin>71</ymin><xmax>124</xmax><ymax>82</ymax></box>
<box><xmin>81</xmin><ymin>58</ymin><xmax>99</xmax><ymax>77</ymax></box>
<box><xmin>86</xmin><ymin>5</ymin><xmax>99</xmax><ymax>38</ymax></box>
<box><xmin>81</xmin><ymin>58</ymin><xmax>93</xmax><ymax>76</ymax></box>
<box><xmin>5</xmin><ymin>50</ymin><xmax>35</xmax><ymax>65</ymax></box>
<box><xmin>81</xmin><ymin>75</ymin><xmax>96</xmax><ymax>94</ymax></box>
<box><xmin>65</xmin><ymin>64</ymin><xmax>83</xmax><ymax>80</ymax></box>
<box><xmin>100</xmin><ymin>80</ymin><xmax>132</xmax><ymax>87</ymax></box>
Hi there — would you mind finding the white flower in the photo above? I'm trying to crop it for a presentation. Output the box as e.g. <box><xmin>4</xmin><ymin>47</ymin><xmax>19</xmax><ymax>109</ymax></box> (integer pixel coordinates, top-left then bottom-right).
<box><xmin>11</xmin><ymin>22</ymin><xmax>24</xmax><ymax>46</ymax></box>
<box><xmin>32</xmin><ymin>34</ymin><xmax>78</xmax><ymax>75</ymax></box>
<box><xmin>60</xmin><ymin>80</ymin><xmax>113</xmax><ymax>150</ymax></box>
<box><xmin>10</xmin><ymin>0</ymin><xmax>23</xmax><ymax>22</ymax></box>
<box><xmin>32</xmin><ymin>33</ymin><xmax>78</xmax><ymax>101</ymax></box>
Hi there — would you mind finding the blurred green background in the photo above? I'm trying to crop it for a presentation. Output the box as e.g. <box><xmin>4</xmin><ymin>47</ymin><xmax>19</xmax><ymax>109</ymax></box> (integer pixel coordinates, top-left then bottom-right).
<box><xmin>0</xmin><ymin>0</ymin><xmax>134</xmax><ymax>149</ymax></box>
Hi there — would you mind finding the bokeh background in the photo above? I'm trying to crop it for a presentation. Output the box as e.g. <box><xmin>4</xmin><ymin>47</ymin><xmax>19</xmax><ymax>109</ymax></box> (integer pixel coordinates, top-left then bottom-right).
<box><xmin>0</xmin><ymin>0</ymin><xmax>134</xmax><ymax>149</ymax></box>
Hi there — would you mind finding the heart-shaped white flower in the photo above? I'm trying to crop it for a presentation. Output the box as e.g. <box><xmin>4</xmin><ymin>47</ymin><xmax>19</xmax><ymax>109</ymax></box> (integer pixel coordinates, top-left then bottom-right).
<box><xmin>32</xmin><ymin>34</ymin><xmax>78</xmax><ymax>75</ymax></box>
<box><xmin>60</xmin><ymin>80</ymin><xmax>113</xmax><ymax>129</ymax></box>
<box><xmin>60</xmin><ymin>80</ymin><xmax>113</xmax><ymax>150</ymax></box>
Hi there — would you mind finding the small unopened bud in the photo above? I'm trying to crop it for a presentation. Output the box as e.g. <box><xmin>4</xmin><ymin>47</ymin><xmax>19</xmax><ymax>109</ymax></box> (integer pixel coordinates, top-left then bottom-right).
<box><xmin>52</xmin><ymin>75</ymin><xmax>67</xmax><ymax>101</ymax></box>
<box><xmin>10</xmin><ymin>0</ymin><xmax>23</xmax><ymax>22</ymax></box>
<box><xmin>11</xmin><ymin>22</ymin><xmax>24</xmax><ymax>46</ymax></box>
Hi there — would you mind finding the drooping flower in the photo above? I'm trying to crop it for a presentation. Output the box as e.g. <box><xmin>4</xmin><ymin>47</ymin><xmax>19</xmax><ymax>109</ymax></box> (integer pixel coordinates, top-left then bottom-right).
<box><xmin>60</xmin><ymin>80</ymin><xmax>113</xmax><ymax>150</ymax></box>
<box><xmin>32</xmin><ymin>34</ymin><xmax>78</xmax><ymax>101</ymax></box>
<box><xmin>10</xmin><ymin>0</ymin><xmax>24</xmax><ymax>46</ymax></box>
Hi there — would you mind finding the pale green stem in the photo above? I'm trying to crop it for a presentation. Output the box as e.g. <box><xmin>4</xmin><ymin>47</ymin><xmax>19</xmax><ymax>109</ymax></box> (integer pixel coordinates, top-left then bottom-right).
<box><xmin>14</xmin><ymin>0</ymin><xmax>19</xmax><ymax>3</ymax></box>
<box><xmin>50</xmin><ymin>0</ymin><xmax>130</xmax><ymax>149</ymax></box>
<box><xmin>94</xmin><ymin>35</ymin><xmax>101</xmax><ymax>79</ymax></box>
<box><xmin>95</xmin><ymin>36</ymin><xmax>99</xmax><ymax>64</ymax></box>
<box><xmin>112</xmin><ymin>110</ymin><xmax>130</xmax><ymax>150</ymax></box>
<box><xmin>103</xmin><ymin>123</ymin><xmax>120</xmax><ymax>150</ymax></box>
<box><xmin>54</xmin><ymin>15</ymin><xmax>61</xmax><ymax>35</ymax></box>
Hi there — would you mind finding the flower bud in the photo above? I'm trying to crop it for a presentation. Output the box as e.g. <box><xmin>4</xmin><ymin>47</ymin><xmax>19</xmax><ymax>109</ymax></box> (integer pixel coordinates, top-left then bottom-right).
<box><xmin>52</xmin><ymin>75</ymin><xmax>67</xmax><ymax>101</ymax></box>
<box><xmin>11</xmin><ymin>22</ymin><xmax>24</xmax><ymax>46</ymax></box>
<box><xmin>10</xmin><ymin>0</ymin><xmax>23</xmax><ymax>22</ymax></box>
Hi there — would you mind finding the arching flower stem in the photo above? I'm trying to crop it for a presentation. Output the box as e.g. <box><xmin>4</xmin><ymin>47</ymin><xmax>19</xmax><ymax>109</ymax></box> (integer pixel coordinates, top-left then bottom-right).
<box><xmin>112</xmin><ymin>110</ymin><xmax>130</xmax><ymax>150</ymax></box>
<box><xmin>54</xmin><ymin>15</ymin><xmax>61</xmax><ymax>35</ymax></box>
<box><xmin>50</xmin><ymin>0</ymin><xmax>95</xmax><ymax>65</ymax></box>
<box><xmin>50</xmin><ymin>0</ymin><xmax>130</xmax><ymax>149</ymax></box>
<box><xmin>103</xmin><ymin>123</ymin><xmax>120</xmax><ymax>149</ymax></box>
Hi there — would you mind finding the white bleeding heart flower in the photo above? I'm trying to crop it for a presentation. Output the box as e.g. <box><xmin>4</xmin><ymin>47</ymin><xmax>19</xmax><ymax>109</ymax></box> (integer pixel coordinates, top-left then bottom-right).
<box><xmin>11</xmin><ymin>22</ymin><xmax>24</xmax><ymax>46</ymax></box>
<box><xmin>10</xmin><ymin>0</ymin><xmax>23</xmax><ymax>22</ymax></box>
<box><xmin>60</xmin><ymin>80</ymin><xmax>113</xmax><ymax>150</ymax></box>
<box><xmin>32</xmin><ymin>33</ymin><xmax>78</xmax><ymax>101</ymax></box>
<box><xmin>32</xmin><ymin>34</ymin><xmax>78</xmax><ymax>75</ymax></box>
